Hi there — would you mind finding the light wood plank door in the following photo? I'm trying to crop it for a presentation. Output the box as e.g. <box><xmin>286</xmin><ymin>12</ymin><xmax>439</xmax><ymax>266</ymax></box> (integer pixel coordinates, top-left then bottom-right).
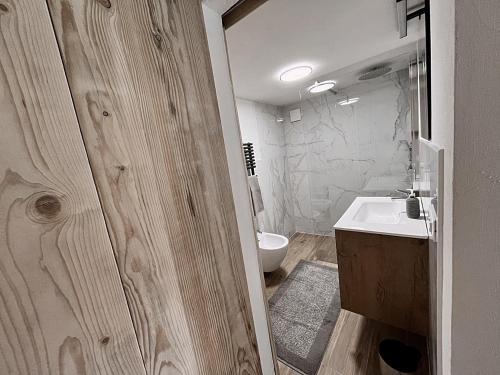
<box><xmin>0</xmin><ymin>1</ymin><xmax>146</xmax><ymax>374</ymax></box>
<box><xmin>47</xmin><ymin>0</ymin><xmax>262</xmax><ymax>374</ymax></box>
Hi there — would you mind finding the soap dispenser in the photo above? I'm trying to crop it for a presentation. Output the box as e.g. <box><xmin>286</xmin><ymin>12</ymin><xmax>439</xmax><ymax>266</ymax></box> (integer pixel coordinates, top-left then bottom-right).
<box><xmin>406</xmin><ymin>190</ymin><xmax>420</xmax><ymax>219</ymax></box>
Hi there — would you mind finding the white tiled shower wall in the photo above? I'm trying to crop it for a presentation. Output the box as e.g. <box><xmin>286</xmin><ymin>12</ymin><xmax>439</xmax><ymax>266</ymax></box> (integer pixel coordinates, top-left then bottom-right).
<box><xmin>236</xmin><ymin>99</ymin><xmax>295</xmax><ymax>237</ymax></box>
<box><xmin>236</xmin><ymin>70</ymin><xmax>412</xmax><ymax>237</ymax></box>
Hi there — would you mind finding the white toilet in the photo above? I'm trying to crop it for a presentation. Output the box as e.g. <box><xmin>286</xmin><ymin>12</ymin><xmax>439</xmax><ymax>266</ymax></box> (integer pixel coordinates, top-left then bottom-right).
<box><xmin>257</xmin><ymin>232</ymin><xmax>289</xmax><ymax>272</ymax></box>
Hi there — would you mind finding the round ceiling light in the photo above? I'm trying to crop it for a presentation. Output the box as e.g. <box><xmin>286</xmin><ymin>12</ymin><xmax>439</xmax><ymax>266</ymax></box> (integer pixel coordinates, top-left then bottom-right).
<box><xmin>338</xmin><ymin>97</ymin><xmax>360</xmax><ymax>106</ymax></box>
<box><xmin>280</xmin><ymin>66</ymin><xmax>313</xmax><ymax>82</ymax></box>
<box><xmin>308</xmin><ymin>80</ymin><xmax>336</xmax><ymax>94</ymax></box>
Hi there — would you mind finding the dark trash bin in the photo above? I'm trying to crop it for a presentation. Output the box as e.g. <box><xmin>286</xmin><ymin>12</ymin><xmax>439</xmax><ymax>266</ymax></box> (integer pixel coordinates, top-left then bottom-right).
<box><xmin>378</xmin><ymin>339</ymin><xmax>422</xmax><ymax>374</ymax></box>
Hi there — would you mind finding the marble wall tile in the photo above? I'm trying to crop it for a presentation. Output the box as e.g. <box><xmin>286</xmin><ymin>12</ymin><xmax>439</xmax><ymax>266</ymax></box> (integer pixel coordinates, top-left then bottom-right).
<box><xmin>236</xmin><ymin>70</ymin><xmax>412</xmax><ymax>238</ymax></box>
<box><xmin>283</xmin><ymin>70</ymin><xmax>412</xmax><ymax>235</ymax></box>
<box><xmin>236</xmin><ymin>99</ymin><xmax>295</xmax><ymax>237</ymax></box>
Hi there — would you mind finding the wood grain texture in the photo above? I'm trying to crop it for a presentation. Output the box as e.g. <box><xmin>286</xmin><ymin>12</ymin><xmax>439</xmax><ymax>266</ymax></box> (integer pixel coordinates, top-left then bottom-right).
<box><xmin>336</xmin><ymin>230</ymin><xmax>429</xmax><ymax>336</ymax></box>
<box><xmin>279</xmin><ymin>310</ymin><xmax>429</xmax><ymax>375</ymax></box>
<box><xmin>0</xmin><ymin>1</ymin><xmax>146</xmax><ymax>374</ymax></box>
<box><xmin>315</xmin><ymin>310</ymin><xmax>429</xmax><ymax>375</ymax></box>
<box><xmin>47</xmin><ymin>0</ymin><xmax>261</xmax><ymax>373</ymax></box>
<box><xmin>264</xmin><ymin>233</ymin><xmax>337</xmax><ymax>299</ymax></box>
<box><xmin>269</xmin><ymin>234</ymin><xmax>429</xmax><ymax>375</ymax></box>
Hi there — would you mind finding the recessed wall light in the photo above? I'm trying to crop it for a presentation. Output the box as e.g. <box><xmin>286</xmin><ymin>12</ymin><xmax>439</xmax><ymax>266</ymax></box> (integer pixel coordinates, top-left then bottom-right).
<box><xmin>280</xmin><ymin>66</ymin><xmax>312</xmax><ymax>82</ymax></box>
<box><xmin>338</xmin><ymin>97</ymin><xmax>360</xmax><ymax>106</ymax></box>
<box><xmin>308</xmin><ymin>80</ymin><xmax>336</xmax><ymax>94</ymax></box>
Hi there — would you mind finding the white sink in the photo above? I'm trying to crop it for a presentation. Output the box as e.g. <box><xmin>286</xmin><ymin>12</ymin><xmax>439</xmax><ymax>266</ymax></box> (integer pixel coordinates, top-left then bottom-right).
<box><xmin>334</xmin><ymin>197</ymin><xmax>429</xmax><ymax>239</ymax></box>
<box><xmin>353</xmin><ymin>201</ymin><xmax>404</xmax><ymax>224</ymax></box>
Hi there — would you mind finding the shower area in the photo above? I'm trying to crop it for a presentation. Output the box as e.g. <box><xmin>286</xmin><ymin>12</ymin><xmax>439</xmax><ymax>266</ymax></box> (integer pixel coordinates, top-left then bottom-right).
<box><xmin>236</xmin><ymin>68</ymin><xmax>414</xmax><ymax>237</ymax></box>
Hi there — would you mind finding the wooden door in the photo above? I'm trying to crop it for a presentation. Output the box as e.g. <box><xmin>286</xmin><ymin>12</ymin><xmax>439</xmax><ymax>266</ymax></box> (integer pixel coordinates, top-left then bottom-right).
<box><xmin>0</xmin><ymin>1</ymin><xmax>145</xmax><ymax>374</ymax></box>
<box><xmin>46</xmin><ymin>0</ymin><xmax>260</xmax><ymax>374</ymax></box>
<box><xmin>1</xmin><ymin>0</ymin><xmax>262</xmax><ymax>374</ymax></box>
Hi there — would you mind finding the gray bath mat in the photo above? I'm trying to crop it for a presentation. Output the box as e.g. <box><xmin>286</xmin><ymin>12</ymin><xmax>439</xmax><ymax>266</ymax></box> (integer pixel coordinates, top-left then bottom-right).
<box><xmin>269</xmin><ymin>260</ymin><xmax>341</xmax><ymax>375</ymax></box>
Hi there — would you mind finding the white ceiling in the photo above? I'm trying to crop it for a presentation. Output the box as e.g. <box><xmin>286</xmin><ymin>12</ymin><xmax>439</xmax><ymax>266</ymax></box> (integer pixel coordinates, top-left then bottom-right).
<box><xmin>225</xmin><ymin>0</ymin><xmax>425</xmax><ymax>106</ymax></box>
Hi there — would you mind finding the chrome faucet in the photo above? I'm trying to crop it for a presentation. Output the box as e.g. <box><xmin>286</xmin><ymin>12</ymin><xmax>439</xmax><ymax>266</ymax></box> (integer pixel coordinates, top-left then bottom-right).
<box><xmin>390</xmin><ymin>189</ymin><xmax>411</xmax><ymax>200</ymax></box>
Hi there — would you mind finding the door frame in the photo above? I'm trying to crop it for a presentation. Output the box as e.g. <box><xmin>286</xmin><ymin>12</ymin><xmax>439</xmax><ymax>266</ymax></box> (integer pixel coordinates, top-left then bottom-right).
<box><xmin>202</xmin><ymin>3</ymin><xmax>278</xmax><ymax>375</ymax></box>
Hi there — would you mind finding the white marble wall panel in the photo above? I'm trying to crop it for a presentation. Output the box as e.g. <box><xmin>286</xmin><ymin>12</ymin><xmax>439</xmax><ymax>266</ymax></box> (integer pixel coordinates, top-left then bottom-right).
<box><xmin>236</xmin><ymin>99</ymin><xmax>295</xmax><ymax>237</ymax></box>
<box><xmin>283</xmin><ymin>71</ymin><xmax>412</xmax><ymax>235</ymax></box>
<box><xmin>235</xmin><ymin>70</ymin><xmax>411</xmax><ymax>237</ymax></box>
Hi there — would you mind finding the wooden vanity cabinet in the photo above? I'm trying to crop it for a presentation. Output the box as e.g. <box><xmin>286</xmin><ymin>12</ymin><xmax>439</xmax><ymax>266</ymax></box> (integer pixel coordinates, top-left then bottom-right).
<box><xmin>336</xmin><ymin>229</ymin><xmax>429</xmax><ymax>336</ymax></box>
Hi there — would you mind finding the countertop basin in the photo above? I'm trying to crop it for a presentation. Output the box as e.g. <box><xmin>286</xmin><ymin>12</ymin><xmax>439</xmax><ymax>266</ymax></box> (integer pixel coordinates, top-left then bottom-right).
<box><xmin>334</xmin><ymin>197</ymin><xmax>429</xmax><ymax>239</ymax></box>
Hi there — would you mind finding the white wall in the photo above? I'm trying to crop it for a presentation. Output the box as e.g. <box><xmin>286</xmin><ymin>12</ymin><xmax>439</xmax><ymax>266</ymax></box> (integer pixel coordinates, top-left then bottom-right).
<box><xmin>432</xmin><ymin>1</ymin><xmax>500</xmax><ymax>374</ymax></box>
<box><xmin>429</xmin><ymin>0</ymin><xmax>455</xmax><ymax>374</ymax></box>
<box><xmin>451</xmin><ymin>0</ymin><xmax>500</xmax><ymax>374</ymax></box>
<box><xmin>418</xmin><ymin>139</ymin><xmax>444</xmax><ymax>375</ymax></box>
<box><xmin>202</xmin><ymin>5</ymin><xmax>276</xmax><ymax>374</ymax></box>
<box><xmin>284</xmin><ymin>72</ymin><xmax>412</xmax><ymax>236</ymax></box>
<box><xmin>236</xmin><ymin>72</ymin><xmax>411</xmax><ymax>238</ymax></box>
<box><xmin>236</xmin><ymin>98</ymin><xmax>295</xmax><ymax>237</ymax></box>
<box><xmin>235</xmin><ymin>99</ymin><xmax>262</xmax><ymax>162</ymax></box>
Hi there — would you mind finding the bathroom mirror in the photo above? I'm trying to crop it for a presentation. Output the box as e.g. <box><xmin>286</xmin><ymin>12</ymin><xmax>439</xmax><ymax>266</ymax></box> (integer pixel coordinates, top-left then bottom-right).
<box><xmin>417</xmin><ymin>1</ymin><xmax>431</xmax><ymax>140</ymax></box>
<box><xmin>400</xmin><ymin>0</ymin><xmax>431</xmax><ymax>141</ymax></box>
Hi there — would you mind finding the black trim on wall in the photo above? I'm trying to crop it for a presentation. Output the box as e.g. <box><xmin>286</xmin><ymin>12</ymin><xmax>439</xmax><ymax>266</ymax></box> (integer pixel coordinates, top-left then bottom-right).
<box><xmin>222</xmin><ymin>0</ymin><xmax>268</xmax><ymax>29</ymax></box>
<box><xmin>425</xmin><ymin>0</ymin><xmax>432</xmax><ymax>140</ymax></box>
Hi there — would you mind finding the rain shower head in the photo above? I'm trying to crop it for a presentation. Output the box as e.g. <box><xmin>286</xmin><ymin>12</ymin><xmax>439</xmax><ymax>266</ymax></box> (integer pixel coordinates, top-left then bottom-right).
<box><xmin>358</xmin><ymin>66</ymin><xmax>392</xmax><ymax>81</ymax></box>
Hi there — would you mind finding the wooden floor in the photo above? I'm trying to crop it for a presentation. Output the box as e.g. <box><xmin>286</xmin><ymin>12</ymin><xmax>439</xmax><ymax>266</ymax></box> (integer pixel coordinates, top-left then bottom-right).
<box><xmin>265</xmin><ymin>233</ymin><xmax>429</xmax><ymax>375</ymax></box>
